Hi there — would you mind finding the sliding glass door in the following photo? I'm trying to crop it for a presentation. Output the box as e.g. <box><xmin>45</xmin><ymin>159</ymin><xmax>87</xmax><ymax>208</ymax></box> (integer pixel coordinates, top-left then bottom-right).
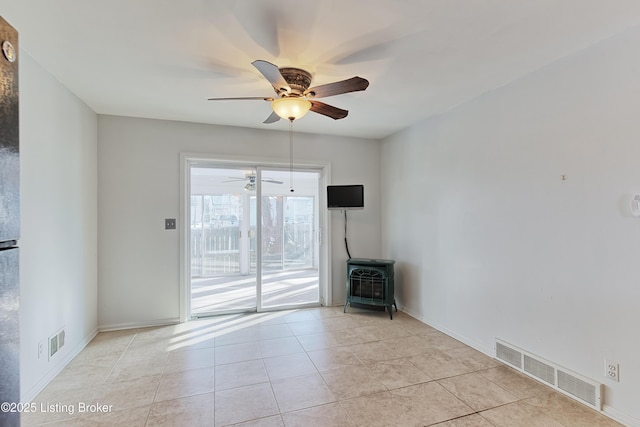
<box><xmin>188</xmin><ymin>164</ymin><xmax>320</xmax><ymax>317</ymax></box>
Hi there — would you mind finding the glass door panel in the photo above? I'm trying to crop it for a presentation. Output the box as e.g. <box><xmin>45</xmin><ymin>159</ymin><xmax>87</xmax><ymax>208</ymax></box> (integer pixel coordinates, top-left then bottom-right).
<box><xmin>260</xmin><ymin>169</ymin><xmax>320</xmax><ymax>309</ymax></box>
<box><xmin>190</xmin><ymin>166</ymin><xmax>257</xmax><ymax>315</ymax></box>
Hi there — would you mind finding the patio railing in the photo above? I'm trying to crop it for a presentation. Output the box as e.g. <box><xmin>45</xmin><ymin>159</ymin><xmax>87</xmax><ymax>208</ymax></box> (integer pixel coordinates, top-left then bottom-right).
<box><xmin>191</xmin><ymin>223</ymin><xmax>314</xmax><ymax>277</ymax></box>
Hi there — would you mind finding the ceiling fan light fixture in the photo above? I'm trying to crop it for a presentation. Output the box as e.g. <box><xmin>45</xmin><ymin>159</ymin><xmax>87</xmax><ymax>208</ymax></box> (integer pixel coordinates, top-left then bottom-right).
<box><xmin>244</xmin><ymin>182</ymin><xmax>255</xmax><ymax>191</ymax></box>
<box><xmin>272</xmin><ymin>97</ymin><xmax>311</xmax><ymax>120</ymax></box>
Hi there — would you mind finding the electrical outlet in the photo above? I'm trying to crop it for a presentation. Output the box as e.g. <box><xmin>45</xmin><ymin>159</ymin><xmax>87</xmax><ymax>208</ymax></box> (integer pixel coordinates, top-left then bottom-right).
<box><xmin>605</xmin><ymin>360</ymin><xmax>619</xmax><ymax>382</ymax></box>
<box><xmin>38</xmin><ymin>341</ymin><xmax>44</xmax><ymax>359</ymax></box>
<box><xmin>165</xmin><ymin>218</ymin><xmax>176</xmax><ymax>230</ymax></box>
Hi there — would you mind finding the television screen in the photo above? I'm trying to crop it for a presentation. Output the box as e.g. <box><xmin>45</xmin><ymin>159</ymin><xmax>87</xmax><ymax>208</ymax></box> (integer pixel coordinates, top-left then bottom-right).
<box><xmin>327</xmin><ymin>185</ymin><xmax>364</xmax><ymax>210</ymax></box>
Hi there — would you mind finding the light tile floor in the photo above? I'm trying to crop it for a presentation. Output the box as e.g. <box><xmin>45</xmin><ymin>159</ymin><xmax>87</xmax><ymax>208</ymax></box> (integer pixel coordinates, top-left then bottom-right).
<box><xmin>22</xmin><ymin>307</ymin><xmax>622</xmax><ymax>427</ymax></box>
<box><xmin>191</xmin><ymin>270</ymin><xmax>319</xmax><ymax>315</ymax></box>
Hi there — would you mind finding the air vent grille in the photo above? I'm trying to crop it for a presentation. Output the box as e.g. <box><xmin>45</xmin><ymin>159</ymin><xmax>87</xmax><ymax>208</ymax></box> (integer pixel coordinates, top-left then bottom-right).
<box><xmin>496</xmin><ymin>342</ymin><xmax>522</xmax><ymax>369</ymax></box>
<box><xmin>495</xmin><ymin>339</ymin><xmax>601</xmax><ymax>410</ymax></box>
<box><xmin>558</xmin><ymin>370</ymin><xmax>598</xmax><ymax>407</ymax></box>
<box><xmin>524</xmin><ymin>354</ymin><xmax>555</xmax><ymax>385</ymax></box>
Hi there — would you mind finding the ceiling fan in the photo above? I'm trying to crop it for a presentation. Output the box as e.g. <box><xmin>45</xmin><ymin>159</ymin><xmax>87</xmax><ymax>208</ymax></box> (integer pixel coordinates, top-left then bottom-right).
<box><xmin>208</xmin><ymin>60</ymin><xmax>369</xmax><ymax>123</ymax></box>
<box><xmin>223</xmin><ymin>173</ymin><xmax>283</xmax><ymax>191</ymax></box>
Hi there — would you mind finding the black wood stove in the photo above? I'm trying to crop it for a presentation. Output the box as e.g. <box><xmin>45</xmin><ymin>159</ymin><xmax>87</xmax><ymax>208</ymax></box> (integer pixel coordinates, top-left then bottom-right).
<box><xmin>344</xmin><ymin>258</ymin><xmax>396</xmax><ymax>319</ymax></box>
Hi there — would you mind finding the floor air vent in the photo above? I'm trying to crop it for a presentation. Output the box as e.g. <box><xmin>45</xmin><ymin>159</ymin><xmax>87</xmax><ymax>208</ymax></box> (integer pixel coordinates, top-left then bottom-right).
<box><xmin>495</xmin><ymin>339</ymin><xmax>602</xmax><ymax>410</ymax></box>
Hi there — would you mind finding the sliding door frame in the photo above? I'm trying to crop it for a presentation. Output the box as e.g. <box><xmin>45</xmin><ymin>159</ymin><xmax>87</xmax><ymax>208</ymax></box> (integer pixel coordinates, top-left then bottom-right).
<box><xmin>179</xmin><ymin>153</ymin><xmax>332</xmax><ymax>322</ymax></box>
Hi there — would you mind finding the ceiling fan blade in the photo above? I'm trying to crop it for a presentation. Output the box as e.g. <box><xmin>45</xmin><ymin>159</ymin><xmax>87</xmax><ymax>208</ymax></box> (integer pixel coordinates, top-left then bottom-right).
<box><xmin>309</xmin><ymin>101</ymin><xmax>348</xmax><ymax>120</ymax></box>
<box><xmin>263</xmin><ymin>110</ymin><xmax>281</xmax><ymax>124</ymax></box>
<box><xmin>305</xmin><ymin>76</ymin><xmax>369</xmax><ymax>98</ymax></box>
<box><xmin>252</xmin><ymin>60</ymin><xmax>291</xmax><ymax>94</ymax></box>
<box><xmin>262</xmin><ymin>178</ymin><xmax>284</xmax><ymax>184</ymax></box>
<box><xmin>221</xmin><ymin>178</ymin><xmax>247</xmax><ymax>183</ymax></box>
<box><xmin>208</xmin><ymin>96</ymin><xmax>273</xmax><ymax>101</ymax></box>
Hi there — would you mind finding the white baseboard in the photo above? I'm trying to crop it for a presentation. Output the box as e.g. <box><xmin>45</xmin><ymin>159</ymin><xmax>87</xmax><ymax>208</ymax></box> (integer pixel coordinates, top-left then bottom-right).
<box><xmin>21</xmin><ymin>328</ymin><xmax>98</xmax><ymax>404</ymax></box>
<box><xmin>98</xmin><ymin>317</ymin><xmax>180</xmax><ymax>332</ymax></box>
<box><xmin>603</xmin><ymin>404</ymin><xmax>640</xmax><ymax>427</ymax></box>
<box><xmin>397</xmin><ymin>304</ymin><xmax>494</xmax><ymax>357</ymax></box>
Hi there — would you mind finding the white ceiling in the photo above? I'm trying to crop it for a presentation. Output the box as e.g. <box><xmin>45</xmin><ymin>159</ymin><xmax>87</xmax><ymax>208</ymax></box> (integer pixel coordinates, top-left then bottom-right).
<box><xmin>3</xmin><ymin>0</ymin><xmax>640</xmax><ymax>139</ymax></box>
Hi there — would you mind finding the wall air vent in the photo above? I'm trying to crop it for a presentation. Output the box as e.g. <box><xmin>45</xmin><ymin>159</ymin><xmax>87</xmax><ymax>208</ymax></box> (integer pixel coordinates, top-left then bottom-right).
<box><xmin>495</xmin><ymin>339</ymin><xmax>601</xmax><ymax>410</ymax></box>
<box><xmin>524</xmin><ymin>354</ymin><xmax>555</xmax><ymax>385</ymax></box>
<box><xmin>496</xmin><ymin>341</ymin><xmax>522</xmax><ymax>369</ymax></box>
<box><xmin>557</xmin><ymin>370</ymin><xmax>598</xmax><ymax>407</ymax></box>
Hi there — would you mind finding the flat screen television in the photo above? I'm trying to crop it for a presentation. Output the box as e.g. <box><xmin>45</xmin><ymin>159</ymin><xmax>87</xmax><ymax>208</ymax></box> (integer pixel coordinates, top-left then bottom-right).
<box><xmin>327</xmin><ymin>185</ymin><xmax>364</xmax><ymax>210</ymax></box>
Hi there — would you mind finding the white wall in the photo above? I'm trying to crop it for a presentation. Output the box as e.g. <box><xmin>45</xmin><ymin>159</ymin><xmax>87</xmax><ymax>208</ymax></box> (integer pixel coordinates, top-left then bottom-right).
<box><xmin>19</xmin><ymin>52</ymin><xmax>98</xmax><ymax>401</ymax></box>
<box><xmin>381</xmin><ymin>26</ymin><xmax>640</xmax><ymax>424</ymax></box>
<box><xmin>97</xmin><ymin>116</ymin><xmax>380</xmax><ymax>328</ymax></box>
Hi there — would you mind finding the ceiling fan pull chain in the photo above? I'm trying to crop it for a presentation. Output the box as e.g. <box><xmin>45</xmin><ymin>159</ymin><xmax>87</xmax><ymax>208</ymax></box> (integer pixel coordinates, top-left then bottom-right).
<box><xmin>289</xmin><ymin>119</ymin><xmax>295</xmax><ymax>192</ymax></box>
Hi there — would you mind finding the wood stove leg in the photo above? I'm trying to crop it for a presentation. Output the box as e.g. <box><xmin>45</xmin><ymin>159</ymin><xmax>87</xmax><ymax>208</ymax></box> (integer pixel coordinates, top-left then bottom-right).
<box><xmin>387</xmin><ymin>305</ymin><xmax>393</xmax><ymax>319</ymax></box>
<box><xmin>393</xmin><ymin>299</ymin><xmax>398</xmax><ymax>312</ymax></box>
<box><xmin>343</xmin><ymin>300</ymin><xmax>349</xmax><ymax>313</ymax></box>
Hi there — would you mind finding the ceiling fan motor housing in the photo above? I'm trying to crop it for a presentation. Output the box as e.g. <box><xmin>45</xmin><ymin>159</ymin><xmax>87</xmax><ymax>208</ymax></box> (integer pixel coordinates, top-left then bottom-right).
<box><xmin>278</xmin><ymin>67</ymin><xmax>312</xmax><ymax>96</ymax></box>
<box><xmin>209</xmin><ymin>60</ymin><xmax>368</xmax><ymax>121</ymax></box>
